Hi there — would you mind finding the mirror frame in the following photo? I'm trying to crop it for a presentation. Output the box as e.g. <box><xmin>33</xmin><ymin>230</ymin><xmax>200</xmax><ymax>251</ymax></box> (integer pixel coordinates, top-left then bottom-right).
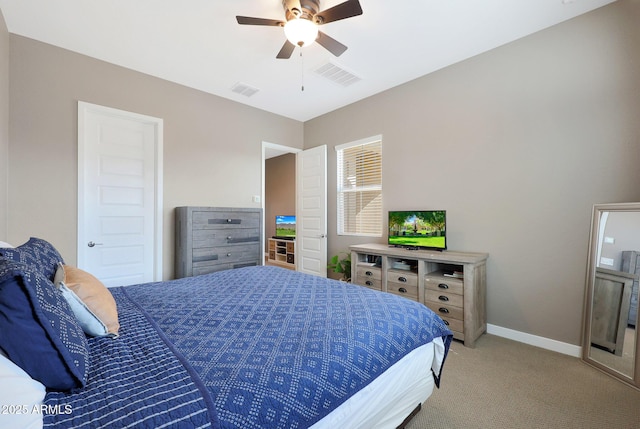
<box><xmin>582</xmin><ymin>202</ymin><xmax>640</xmax><ymax>390</ymax></box>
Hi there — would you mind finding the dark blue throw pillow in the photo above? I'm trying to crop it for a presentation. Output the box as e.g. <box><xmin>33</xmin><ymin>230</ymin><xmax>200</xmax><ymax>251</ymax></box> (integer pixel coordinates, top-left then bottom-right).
<box><xmin>0</xmin><ymin>237</ymin><xmax>64</xmax><ymax>281</ymax></box>
<box><xmin>0</xmin><ymin>260</ymin><xmax>89</xmax><ymax>391</ymax></box>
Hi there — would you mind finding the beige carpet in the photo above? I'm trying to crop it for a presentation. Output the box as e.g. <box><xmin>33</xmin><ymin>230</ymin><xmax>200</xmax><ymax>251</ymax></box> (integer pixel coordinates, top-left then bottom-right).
<box><xmin>406</xmin><ymin>334</ymin><xmax>640</xmax><ymax>429</ymax></box>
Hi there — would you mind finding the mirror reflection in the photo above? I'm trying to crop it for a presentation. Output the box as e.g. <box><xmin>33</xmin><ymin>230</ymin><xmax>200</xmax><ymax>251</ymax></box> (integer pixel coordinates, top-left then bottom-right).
<box><xmin>587</xmin><ymin>209</ymin><xmax>640</xmax><ymax>379</ymax></box>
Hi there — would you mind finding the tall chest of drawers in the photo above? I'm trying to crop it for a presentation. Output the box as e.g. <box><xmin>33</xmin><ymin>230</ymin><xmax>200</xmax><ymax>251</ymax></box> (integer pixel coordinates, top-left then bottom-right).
<box><xmin>175</xmin><ymin>207</ymin><xmax>263</xmax><ymax>278</ymax></box>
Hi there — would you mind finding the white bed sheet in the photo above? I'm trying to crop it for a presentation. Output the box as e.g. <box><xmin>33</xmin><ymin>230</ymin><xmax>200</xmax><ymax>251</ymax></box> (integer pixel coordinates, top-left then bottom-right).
<box><xmin>311</xmin><ymin>336</ymin><xmax>447</xmax><ymax>429</ymax></box>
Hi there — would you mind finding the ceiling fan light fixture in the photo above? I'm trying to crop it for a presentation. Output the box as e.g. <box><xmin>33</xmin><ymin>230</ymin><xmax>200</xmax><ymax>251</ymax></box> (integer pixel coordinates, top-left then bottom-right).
<box><xmin>284</xmin><ymin>18</ymin><xmax>318</xmax><ymax>47</ymax></box>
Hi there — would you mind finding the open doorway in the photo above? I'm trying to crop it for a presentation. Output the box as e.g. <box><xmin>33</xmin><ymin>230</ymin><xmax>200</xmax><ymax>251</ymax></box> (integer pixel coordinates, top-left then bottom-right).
<box><xmin>262</xmin><ymin>143</ymin><xmax>300</xmax><ymax>270</ymax></box>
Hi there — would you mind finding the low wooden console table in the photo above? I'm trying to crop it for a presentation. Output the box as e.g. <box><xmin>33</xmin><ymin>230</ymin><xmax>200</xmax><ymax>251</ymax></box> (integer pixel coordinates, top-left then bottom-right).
<box><xmin>350</xmin><ymin>243</ymin><xmax>489</xmax><ymax>348</ymax></box>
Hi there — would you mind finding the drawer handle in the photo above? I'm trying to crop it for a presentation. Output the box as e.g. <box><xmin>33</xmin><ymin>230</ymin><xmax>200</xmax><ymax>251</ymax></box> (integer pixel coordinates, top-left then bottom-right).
<box><xmin>438</xmin><ymin>283</ymin><xmax>449</xmax><ymax>289</ymax></box>
<box><xmin>399</xmin><ymin>287</ymin><xmax>407</xmax><ymax>293</ymax></box>
<box><xmin>398</xmin><ymin>276</ymin><xmax>407</xmax><ymax>283</ymax></box>
<box><xmin>227</xmin><ymin>219</ymin><xmax>232</xmax><ymax>223</ymax></box>
<box><xmin>439</xmin><ymin>307</ymin><xmax>449</xmax><ymax>314</ymax></box>
<box><xmin>365</xmin><ymin>280</ymin><xmax>373</xmax><ymax>286</ymax></box>
<box><xmin>438</xmin><ymin>295</ymin><xmax>449</xmax><ymax>302</ymax></box>
<box><xmin>227</xmin><ymin>236</ymin><xmax>232</xmax><ymax>240</ymax></box>
<box><xmin>443</xmin><ymin>320</ymin><xmax>450</xmax><ymax>326</ymax></box>
<box><xmin>365</xmin><ymin>271</ymin><xmax>373</xmax><ymax>276</ymax></box>
<box><xmin>226</xmin><ymin>253</ymin><xmax>232</xmax><ymax>257</ymax></box>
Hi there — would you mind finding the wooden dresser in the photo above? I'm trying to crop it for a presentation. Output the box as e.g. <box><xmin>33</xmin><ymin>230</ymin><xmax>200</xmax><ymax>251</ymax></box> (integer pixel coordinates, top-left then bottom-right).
<box><xmin>175</xmin><ymin>207</ymin><xmax>262</xmax><ymax>278</ymax></box>
<box><xmin>350</xmin><ymin>243</ymin><xmax>488</xmax><ymax>347</ymax></box>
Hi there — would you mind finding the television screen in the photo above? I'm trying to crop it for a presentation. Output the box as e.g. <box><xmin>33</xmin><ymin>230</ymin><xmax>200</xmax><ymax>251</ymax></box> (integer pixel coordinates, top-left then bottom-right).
<box><xmin>388</xmin><ymin>210</ymin><xmax>446</xmax><ymax>250</ymax></box>
<box><xmin>275</xmin><ymin>215</ymin><xmax>296</xmax><ymax>238</ymax></box>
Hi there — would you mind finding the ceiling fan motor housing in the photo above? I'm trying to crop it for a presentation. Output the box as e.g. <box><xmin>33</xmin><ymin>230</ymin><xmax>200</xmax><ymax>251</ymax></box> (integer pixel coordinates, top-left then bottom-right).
<box><xmin>283</xmin><ymin>0</ymin><xmax>322</xmax><ymax>23</ymax></box>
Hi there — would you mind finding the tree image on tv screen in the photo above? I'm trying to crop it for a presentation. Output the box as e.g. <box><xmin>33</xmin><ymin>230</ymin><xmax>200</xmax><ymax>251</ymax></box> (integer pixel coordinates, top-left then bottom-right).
<box><xmin>275</xmin><ymin>215</ymin><xmax>296</xmax><ymax>237</ymax></box>
<box><xmin>388</xmin><ymin>211</ymin><xmax>446</xmax><ymax>248</ymax></box>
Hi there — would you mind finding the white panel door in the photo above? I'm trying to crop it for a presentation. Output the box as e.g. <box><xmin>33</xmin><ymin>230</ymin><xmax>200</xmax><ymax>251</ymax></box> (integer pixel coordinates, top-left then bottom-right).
<box><xmin>296</xmin><ymin>145</ymin><xmax>327</xmax><ymax>277</ymax></box>
<box><xmin>78</xmin><ymin>102</ymin><xmax>163</xmax><ymax>287</ymax></box>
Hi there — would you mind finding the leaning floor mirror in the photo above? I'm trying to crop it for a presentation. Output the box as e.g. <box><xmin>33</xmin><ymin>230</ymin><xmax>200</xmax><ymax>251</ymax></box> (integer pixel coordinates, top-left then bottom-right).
<box><xmin>582</xmin><ymin>202</ymin><xmax>640</xmax><ymax>390</ymax></box>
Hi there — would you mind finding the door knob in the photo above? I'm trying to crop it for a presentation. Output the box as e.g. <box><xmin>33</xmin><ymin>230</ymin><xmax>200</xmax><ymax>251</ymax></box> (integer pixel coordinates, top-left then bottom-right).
<box><xmin>87</xmin><ymin>241</ymin><xmax>103</xmax><ymax>248</ymax></box>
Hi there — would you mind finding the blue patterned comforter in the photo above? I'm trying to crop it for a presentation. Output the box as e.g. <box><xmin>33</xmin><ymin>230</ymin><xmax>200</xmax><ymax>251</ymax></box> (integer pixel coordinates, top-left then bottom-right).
<box><xmin>44</xmin><ymin>266</ymin><xmax>452</xmax><ymax>429</ymax></box>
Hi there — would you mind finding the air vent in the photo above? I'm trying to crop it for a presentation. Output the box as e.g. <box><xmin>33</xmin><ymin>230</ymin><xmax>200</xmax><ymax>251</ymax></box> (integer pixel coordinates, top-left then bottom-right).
<box><xmin>231</xmin><ymin>82</ymin><xmax>260</xmax><ymax>97</ymax></box>
<box><xmin>315</xmin><ymin>62</ymin><xmax>361</xmax><ymax>87</ymax></box>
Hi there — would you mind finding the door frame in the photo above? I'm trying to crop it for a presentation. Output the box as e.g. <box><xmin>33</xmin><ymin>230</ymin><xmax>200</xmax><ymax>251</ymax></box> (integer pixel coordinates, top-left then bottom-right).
<box><xmin>77</xmin><ymin>101</ymin><xmax>164</xmax><ymax>281</ymax></box>
<box><xmin>262</xmin><ymin>142</ymin><xmax>301</xmax><ymax>267</ymax></box>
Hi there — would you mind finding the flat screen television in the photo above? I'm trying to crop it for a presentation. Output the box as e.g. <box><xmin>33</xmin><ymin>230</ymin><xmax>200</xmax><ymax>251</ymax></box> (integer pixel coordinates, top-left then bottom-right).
<box><xmin>388</xmin><ymin>210</ymin><xmax>446</xmax><ymax>250</ymax></box>
<box><xmin>275</xmin><ymin>215</ymin><xmax>296</xmax><ymax>239</ymax></box>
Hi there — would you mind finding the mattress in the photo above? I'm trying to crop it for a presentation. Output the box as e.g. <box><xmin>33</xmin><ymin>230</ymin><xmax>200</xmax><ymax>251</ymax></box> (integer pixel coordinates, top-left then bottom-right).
<box><xmin>312</xmin><ymin>338</ymin><xmax>445</xmax><ymax>429</ymax></box>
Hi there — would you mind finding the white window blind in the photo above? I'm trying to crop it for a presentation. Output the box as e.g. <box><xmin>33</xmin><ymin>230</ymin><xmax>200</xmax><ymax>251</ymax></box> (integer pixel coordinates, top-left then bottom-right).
<box><xmin>336</xmin><ymin>136</ymin><xmax>382</xmax><ymax>236</ymax></box>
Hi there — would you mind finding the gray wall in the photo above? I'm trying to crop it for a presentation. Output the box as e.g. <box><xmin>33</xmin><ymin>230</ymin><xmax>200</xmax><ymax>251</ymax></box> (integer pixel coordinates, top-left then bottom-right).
<box><xmin>304</xmin><ymin>0</ymin><xmax>640</xmax><ymax>345</ymax></box>
<box><xmin>7</xmin><ymin>35</ymin><xmax>303</xmax><ymax>279</ymax></box>
<box><xmin>0</xmin><ymin>10</ymin><xmax>8</xmax><ymax>241</ymax></box>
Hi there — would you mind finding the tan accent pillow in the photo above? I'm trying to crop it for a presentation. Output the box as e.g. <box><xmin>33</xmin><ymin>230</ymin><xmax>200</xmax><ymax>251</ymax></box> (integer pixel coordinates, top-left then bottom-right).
<box><xmin>61</xmin><ymin>265</ymin><xmax>120</xmax><ymax>337</ymax></box>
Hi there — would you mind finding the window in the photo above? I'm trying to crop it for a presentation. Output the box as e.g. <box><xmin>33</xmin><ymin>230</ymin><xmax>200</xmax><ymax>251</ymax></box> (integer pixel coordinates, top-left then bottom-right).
<box><xmin>336</xmin><ymin>136</ymin><xmax>382</xmax><ymax>236</ymax></box>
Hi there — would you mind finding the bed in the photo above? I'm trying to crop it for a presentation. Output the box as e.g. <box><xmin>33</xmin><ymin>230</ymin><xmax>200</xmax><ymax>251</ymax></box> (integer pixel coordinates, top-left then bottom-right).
<box><xmin>0</xmin><ymin>238</ymin><xmax>452</xmax><ymax>429</ymax></box>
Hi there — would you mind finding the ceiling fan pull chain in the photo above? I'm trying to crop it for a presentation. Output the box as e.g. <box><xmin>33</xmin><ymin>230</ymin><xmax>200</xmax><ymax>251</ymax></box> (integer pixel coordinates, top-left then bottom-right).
<box><xmin>300</xmin><ymin>49</ymin><xmax>305</xmax><ymax>92</ymax></box>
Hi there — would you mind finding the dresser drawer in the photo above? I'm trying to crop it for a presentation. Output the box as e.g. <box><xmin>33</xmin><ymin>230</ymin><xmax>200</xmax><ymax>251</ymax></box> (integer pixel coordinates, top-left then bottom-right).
<box><xmin>425</xmin><ymin>301</ymin><xmax>464</xmax><ymax>323</ymax></box>
<box><xmin>387</xmin><ymin>282</ymin><xmax>418</xmax><ymax>301</ymax></box>
<box><xmin>425</xmin><ymin>290</ymin><xmax>463</xmax><ymax>308</ymax></box>
<box><xmin>357</xmin><ymin>278</ymin><xmax>382</xmax><ymax>291</ymax></box>
<box><xmin>386</xmin><ymin>270</ymin><xmax>418</xmax><ymax>286</ymax></box>
<box><xmin>437</xmin><ymin>315</ymin><xmax>464</xmax><ymax>334</ymax></box>
<box><xmin>193</xmin><ymin>228</ymin><xmax>261</xmax><ymax>248</ymax></box>
<box><xmin>193</xmin><ymin>260</ymin><xmax>258</xmax><ymax>276</ymax></box>
<box><xmin>192</xmin><ymin>244</ymin><xmax>260</xmax><ymax>267</ymax></box>
<box><xmin>192</xmin><ymin>210</ymin><xmax>260</xmax><ymax>229</ymax></box>
<box><xmin>356</xmin><ymin>266</ymin><xmax>382</xmax><ymax>280</ymax></box>
<box><xmin>425</xmin><ymin>275</ymin><xmax>463</xmax><ymax>295</ymax></box>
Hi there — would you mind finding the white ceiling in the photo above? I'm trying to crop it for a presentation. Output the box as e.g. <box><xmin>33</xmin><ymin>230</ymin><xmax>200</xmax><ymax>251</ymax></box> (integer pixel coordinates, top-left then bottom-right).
<box><xmin>0</xmin><ymin>0</ymin><xmax>615</xmax><ymax>122</ymax></box>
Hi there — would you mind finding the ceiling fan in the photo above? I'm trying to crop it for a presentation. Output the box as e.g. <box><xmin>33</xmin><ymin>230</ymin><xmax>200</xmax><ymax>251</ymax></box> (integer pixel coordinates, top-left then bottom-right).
<box><xmin>236</xmin><ymin>0</ymin><xmax>363</xmax><ymax>59</ymax></box>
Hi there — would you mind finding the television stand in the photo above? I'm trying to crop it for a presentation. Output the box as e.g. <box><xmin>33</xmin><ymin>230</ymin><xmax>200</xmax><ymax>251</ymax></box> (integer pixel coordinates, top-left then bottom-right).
<box><xmin>267</xmin><ymin>238</ymin><xmax>295</xmax><ymax>269</ymax></box>
<box><xmin>350</xmin><ymin>243</ymin><xmax>488</xmax><ymax>348</ymax></box>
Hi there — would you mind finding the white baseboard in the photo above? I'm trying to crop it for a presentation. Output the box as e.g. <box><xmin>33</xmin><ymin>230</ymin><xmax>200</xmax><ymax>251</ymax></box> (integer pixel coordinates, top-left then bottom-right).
<box><xmin>487</xmin><ymin>324</ymin><xmax>582</xmax><ymax>358</ymax></box>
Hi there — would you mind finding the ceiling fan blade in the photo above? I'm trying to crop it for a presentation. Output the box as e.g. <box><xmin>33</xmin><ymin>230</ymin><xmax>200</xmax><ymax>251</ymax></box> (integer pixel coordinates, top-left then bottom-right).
<box><xmin>236</xmin><ymin>16</ymin><xmax>285</xmax><ymax>26</ymax></box>
<box><xmin>316</xmin><ymin>31</ymin><xmax>348</xmax><ymax>57</ymax></box>
<box><xmin>316</xmin><ymin>0</ymin><xmax>363</xmax><ymax>24</ymax></box>
<box><xmin>276</xmin><ymin>40</ymin><xmax>296</xmax><ymax>59</ymax></box>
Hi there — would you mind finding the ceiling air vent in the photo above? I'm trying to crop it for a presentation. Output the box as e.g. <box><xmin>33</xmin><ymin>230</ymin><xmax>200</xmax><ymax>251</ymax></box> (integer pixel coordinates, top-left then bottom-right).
<box><xmin>315</xmin><ymin>62</ymin><xmax>361</xmax><ymax>87</ymax></box>
<box><xmin>231</xmin><ymin>82</ymin><xmax>259</xmax><ymax>97</ymax></box>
